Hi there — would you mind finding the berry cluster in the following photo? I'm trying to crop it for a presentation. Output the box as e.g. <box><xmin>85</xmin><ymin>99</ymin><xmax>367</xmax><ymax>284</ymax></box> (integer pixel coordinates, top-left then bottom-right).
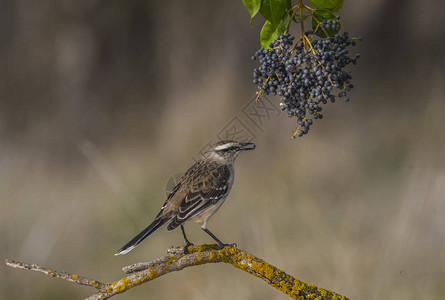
<box><xmin>320</xmin><ymin>19</ymin><xmax>341</xmax><ymax>31</ymax></box>
<box><xmin>252</xmin><ymin>32</ymin><xmax>361</xmax><ymax>138</ymax></box>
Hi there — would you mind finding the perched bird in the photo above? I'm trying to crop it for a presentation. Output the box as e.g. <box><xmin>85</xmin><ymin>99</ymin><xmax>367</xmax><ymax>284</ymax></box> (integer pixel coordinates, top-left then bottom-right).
<box><xmin>115</xmin><ymin>140</ymin><xmax>255</xmax><ymax>255</ymax></box>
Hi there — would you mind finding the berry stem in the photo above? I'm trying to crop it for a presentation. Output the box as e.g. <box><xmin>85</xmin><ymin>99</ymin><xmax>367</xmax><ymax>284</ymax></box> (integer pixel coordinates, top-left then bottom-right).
<box><xmin>290</xmin><ymin>35</ymin><xmax>304</xmax><ymax>55</ymax></box>
<box><xmin>297</xmin><ymin>0</ymin><xmax>306</xmax><ymax>49</ymax></box>
<box><xmin>303</xmin><ymin>35</ymin><xmax>316</xmax><ymax>54</ymax></box>
<box><xmin>308</xmin><ymin>11</ymin><xmax>330</xmax><ymax>38</ymax></box>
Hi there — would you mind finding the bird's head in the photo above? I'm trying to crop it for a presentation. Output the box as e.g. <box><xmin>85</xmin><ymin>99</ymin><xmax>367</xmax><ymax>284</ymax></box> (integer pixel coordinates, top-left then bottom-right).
<box><xmin>207</xmin><ymin>140</ymin><xmax>256</xmax><ymax>164</ymax></box>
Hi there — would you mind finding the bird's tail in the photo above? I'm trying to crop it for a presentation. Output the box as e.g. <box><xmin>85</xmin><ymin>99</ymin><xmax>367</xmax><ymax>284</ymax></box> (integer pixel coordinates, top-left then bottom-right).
<box><xmin>115</xmin><ymin>218</ymin><xmax>167</xmax><ymax>256</ymax></box>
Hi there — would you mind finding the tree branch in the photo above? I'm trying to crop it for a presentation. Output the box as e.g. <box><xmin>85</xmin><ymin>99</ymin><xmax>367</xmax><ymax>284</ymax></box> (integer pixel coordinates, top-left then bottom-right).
<box><xmin>5</xmin><ymin>244</ymin><xmax>348</xmax><ymax>300</ymax></box>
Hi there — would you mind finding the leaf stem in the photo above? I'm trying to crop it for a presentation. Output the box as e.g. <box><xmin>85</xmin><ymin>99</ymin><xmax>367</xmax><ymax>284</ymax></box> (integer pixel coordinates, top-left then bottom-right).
<box><xmin>286</xmin><ymin>8</ymin><xmax>298</xmax><ymax>32</ymax></box>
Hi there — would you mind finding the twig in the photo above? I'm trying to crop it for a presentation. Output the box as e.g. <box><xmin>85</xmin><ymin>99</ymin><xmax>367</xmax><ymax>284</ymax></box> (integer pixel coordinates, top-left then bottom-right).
<box><xmin>4</xmin><ymin>259</ymin><xmax>106</xmax><ymax>290</ymax></box>
<box><xmin>5</xmin><ymin>244</ymin><xmax>348</xmax><ymax>300</ymax></box>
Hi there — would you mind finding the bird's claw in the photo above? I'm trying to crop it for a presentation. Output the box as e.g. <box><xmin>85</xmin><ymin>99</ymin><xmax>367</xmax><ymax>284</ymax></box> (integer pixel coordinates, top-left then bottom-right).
<box><xmin>217</xmin><ymin>242</ymin><xmax>237</xmax><ymax>249</ymax></box>
<box><xmin>183</xmin><ymin>241</ymin><xmax>194</xmax><ymax>254</ymax></box>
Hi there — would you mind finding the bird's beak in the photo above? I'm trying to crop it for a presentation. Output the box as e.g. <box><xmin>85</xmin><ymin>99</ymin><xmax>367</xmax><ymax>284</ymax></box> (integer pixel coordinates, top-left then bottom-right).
<box><xmin>239</xmin><ymin>142</ymin><xmax>256</xmax><ymax>151</ymax></box>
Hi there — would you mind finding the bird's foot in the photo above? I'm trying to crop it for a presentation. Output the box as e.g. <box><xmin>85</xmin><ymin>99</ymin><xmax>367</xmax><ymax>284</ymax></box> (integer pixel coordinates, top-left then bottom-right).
<box><xmin>183</xmin><ymin>241</ymin><xmax>195</xmax><ymax>254</ymax></box>
<box><xmin>217</xmin><ymin>242</ymin><xmax>237</xmax><ymax>250</ymax></box>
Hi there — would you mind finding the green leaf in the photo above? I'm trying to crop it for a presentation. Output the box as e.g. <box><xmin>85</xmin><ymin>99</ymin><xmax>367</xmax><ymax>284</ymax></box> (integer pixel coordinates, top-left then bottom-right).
<box><xmin>260</xmin><ymin>21</ymin><xmax>279</xmax><ymax>49</ymax></box>
<box><xmin>311</xmin><ymin>9</ymin><xmax>340</xmax><ymax>38</ymax></box>
<box><xmin>242</xmin><ymin>0</ymin><xmax>262</xmax><ymax>19</ymax></box>
<box><xmin>307</xmin><ymin>0</ymin><xmax>344</xmax><ymax>12</ymax></box>
<box><xmin>260</xmin><ymin>13</ymin><xmax>290</xmax><ymax>48</ymax></box>
<box><xmin>260</xmin><ymin>0</ymin><xmax>288</xmax><ymax>25</ymax></box>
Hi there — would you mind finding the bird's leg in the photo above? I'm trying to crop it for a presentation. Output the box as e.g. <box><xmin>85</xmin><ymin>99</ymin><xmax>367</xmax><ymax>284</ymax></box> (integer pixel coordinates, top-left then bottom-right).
<box><xmin>202</xmin><ymin>228</ymin><xmax>236</xmax><ymax>249</ymax></box>
<box><xmin>181</xmin><ymin>224</ymin><xmax>194</xmax><ymax>253</ymax></box>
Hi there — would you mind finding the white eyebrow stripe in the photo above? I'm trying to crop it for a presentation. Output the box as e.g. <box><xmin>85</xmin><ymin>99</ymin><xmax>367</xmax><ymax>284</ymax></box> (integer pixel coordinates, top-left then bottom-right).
<box><xmin>214</xmin><ymin>143</ymin><xmax>235</xmax><ymax>151</ymax></box>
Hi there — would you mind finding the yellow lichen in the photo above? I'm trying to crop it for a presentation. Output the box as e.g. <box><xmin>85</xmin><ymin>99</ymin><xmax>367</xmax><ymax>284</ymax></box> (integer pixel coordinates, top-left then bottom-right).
<box><xmin>195</xmin><ymin>256</ymin><xmax>203</xmax><ymax>264</ymax></box>
<box><xmin>250</xmin><ymin>261</ymin><xmax>259</xmax><ymax>271</ymax></box>
<box><xmin>166</xmin><ymin>256</ymin><xmax>176</xmax><ymax>265</ymax></box>
<box><xmin>163</xmin><ymin>266</ymin><xmax>169</xmax><ymax>271</ymax></box>
<box><xmin>72</xmin><ymin>274</ymin><xmax>79</xmax><ymax>279</ymax></box>
<box><xmin>217</xmin><ymin>249</ymin><xmax>230</xmax><ymax>262</ymax></box>
<box><xmin>188</xmin><ymin>244</ymin><xmax>218</xmax><ymax>253</ymax></box>
<box><xmin>106</xmin><ymin>287</ymin><xmax>112</xmax><ymax>292</ymax></box>
<box><xmin>148</xmin><ymin>270</ymin><xmax>157</xmax><ymax>279</ymax></box>
<box><xmin>209</xmin><ymin>251</ymin><xmax>216</xmax><ymax>260</ymax></box>
<box><xmin>121</xmin><ymin>277</ymin><xmax>128</xmax><ymax>287</ymax></box>
<box><xmin>317</xmin><ymin>287</ymin><xmax>328</xmax><ymax>297</ymax></box>
<box><xmin>277</xmin><ymin>279</ymin><xmax>296</xmax><ymax>296</ymax></box>
<box><xmin>134</xmin><ymin>279</ymin><xmax>141</xmax><ymax>285</ymax></box>
<box><xmin>292</xmin><ymin>279</ymin><xmax>305</xmax><ymax>293</ymax></box>
<box><xmin>262</xmin><ymin>264</ymin><xmax>275</xmax><ymax>279</ymax></box>
<box><xmin>279</xmin><ymin>280</ymin><xmax>290</xmax><ymax>289</ymax></box>
<box><xmin>250</xmin><ymin>261</ymin><xmax>269</xmax><ymax>276</ymax></box>
<box><xmin>228</xmin><ymin>246</ymin><xmax>239</xmax><ymax>255</ymax></box>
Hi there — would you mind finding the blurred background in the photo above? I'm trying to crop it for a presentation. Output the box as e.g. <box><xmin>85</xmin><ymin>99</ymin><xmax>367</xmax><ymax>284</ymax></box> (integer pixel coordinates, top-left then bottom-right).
<box><xmin>1</xmin><ymin>0</ymin><xmax>444</xmax><ymax>299</ymax></box>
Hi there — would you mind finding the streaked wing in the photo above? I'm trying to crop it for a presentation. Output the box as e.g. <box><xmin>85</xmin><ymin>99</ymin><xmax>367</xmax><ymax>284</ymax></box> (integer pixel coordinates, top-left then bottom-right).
<box><xmin>167</xmin><ymin>164</ymin><xmax>230</xmax><ymax>230</ymax></box>
<box><xmin>155</xmin><ymin>182</ymin><xmax>182</xmax><ymax>219</ymax></box>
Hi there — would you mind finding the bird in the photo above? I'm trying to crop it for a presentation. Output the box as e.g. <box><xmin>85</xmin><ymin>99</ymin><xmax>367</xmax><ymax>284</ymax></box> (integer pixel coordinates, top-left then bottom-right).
<box><xmin>115</xmin><ymin>140</ymin><xmax>256</xmax><ymax>255</ymax></box>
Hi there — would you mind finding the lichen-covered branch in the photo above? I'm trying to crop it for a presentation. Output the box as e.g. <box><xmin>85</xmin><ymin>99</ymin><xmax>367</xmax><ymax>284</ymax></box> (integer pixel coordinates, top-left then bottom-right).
<box><xmin>5</xmin><ymin>244</ymin><xmax>348</xmax><ymax>300</ymax></box>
